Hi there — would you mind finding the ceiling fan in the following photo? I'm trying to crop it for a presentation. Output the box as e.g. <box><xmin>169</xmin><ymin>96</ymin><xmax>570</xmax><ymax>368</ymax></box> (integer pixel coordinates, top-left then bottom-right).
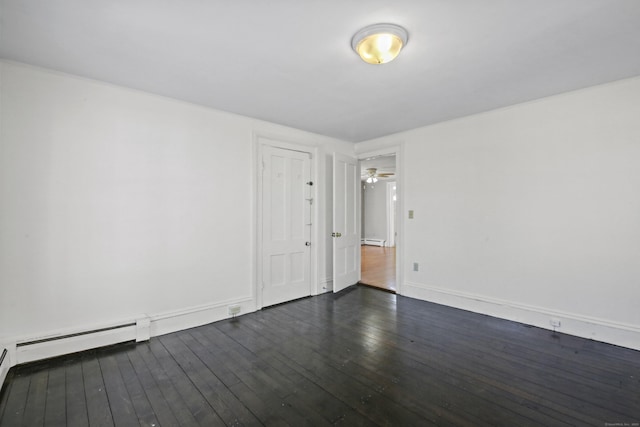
<box><xmin>362</xmin><ymin>167</ymin><xmax>395</xmax><ymax>183</ymax></box>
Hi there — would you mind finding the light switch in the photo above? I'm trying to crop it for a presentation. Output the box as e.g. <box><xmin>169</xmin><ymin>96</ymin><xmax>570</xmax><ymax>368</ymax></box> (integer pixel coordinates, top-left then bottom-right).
<box><xmin>408</xmin><ymin>210</ymin><xmax>414</xmax><ymax>219</ymax></box>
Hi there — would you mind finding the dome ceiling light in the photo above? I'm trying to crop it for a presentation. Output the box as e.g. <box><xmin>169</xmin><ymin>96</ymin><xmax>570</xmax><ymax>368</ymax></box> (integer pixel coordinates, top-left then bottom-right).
<box><xmin>351</xmin><ymin>23</ymin><xmax>409</xmax><ymax>64</ymax></box>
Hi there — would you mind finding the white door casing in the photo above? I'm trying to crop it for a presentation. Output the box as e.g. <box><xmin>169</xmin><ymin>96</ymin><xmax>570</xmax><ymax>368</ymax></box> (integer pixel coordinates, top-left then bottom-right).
<box><xmin>262</xmin><ymin>145</ymin><xmax>312</xmax><ymax>307</ymax></box>
<box><xmin>333</xmin><ymin>152</ymin><xmax>360</xmax><ymax>293</ymax></box>
<box><xmin>387</xmin><ymin>181</ymin><xmax>397</xmax><ymax>247</ymax></box>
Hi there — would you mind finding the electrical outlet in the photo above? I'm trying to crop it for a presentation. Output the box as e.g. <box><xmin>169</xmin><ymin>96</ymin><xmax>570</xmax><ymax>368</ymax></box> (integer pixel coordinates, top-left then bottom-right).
<box><xmin>413</xmin><ymin>262</ymin><xmax>419</xmax><ymax>271</ymax></box>
<box><xmin>550</xmin><ymin>318</ymin><xmax>561</xmax><ymax>328</ymax></box>
<box><xmin>228</xmin><ymin>305</ymin><xmax>241</xmax><ymax>316</ymax></box>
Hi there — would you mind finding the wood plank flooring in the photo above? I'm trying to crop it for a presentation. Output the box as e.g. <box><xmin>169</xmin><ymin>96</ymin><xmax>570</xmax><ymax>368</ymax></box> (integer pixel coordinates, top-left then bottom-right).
<box><xmin>1</xmin><ymin>286</ymin><xmax>639</xmax><ymax>426</ymax></box>
<box><xmin>360</xmin><ymin>245</ymin><xmax>396</xmax><ymax>292</ymax></box>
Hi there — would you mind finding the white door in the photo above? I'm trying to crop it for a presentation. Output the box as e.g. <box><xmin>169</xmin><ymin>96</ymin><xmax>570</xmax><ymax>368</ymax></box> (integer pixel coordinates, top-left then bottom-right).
<box><xmin>333</xmin><ymin>152</ymin><xmax>360</xmax><ymax>292</ymax></box>
<box><xmin>262</xmin><ymin>146</ymin><xmax>312</xmax><ymax>307</ymax></box>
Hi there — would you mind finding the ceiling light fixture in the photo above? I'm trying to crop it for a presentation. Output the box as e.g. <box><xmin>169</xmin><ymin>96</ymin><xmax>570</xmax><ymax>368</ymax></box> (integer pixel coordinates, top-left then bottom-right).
<box><xmin>351</xmin><ymin>23</ymin><xmax>408</xmax><ymax>64</ymax></box>
<box><xmin>365</xmin><ymin>168</ymin><xmax>379</xmax><ymax>183</ymax></box>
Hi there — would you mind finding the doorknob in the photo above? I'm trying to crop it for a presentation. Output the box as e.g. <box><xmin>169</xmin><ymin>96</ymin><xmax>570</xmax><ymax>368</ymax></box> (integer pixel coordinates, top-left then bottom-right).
<box><xmin>305</xmin><ymin>241</ymin><xmax>311</xmax><ymax>246</ymax></box>
<box><xmin>332</xmin><ymin>232</ymin><xmax>342</xmax><ymax>238</ymax></box>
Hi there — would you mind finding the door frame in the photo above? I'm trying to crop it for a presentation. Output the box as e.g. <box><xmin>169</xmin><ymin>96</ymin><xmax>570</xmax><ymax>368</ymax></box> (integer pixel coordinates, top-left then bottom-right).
<box><xmin>356</xmin><ymin>144</ymin><xmax>404</xmax><ymax>294</ymax></box>
<box><xmin>387</xmin><ymin>181</ymin><xmax>396</xmax><ymax>248</ymax></box>
<box><xmin>254</xmin><ymin>133</ymin><xmax>319</xmax><ymax>310</ymax></box>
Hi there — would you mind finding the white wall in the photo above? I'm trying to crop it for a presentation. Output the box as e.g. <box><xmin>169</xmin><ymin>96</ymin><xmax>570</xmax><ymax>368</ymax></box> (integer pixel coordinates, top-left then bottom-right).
<box><xmin>2</xmin><ymin>59</ymin><xmax>638</xmax><ymax>362</ymax></box>
<box><xmin>362</xmin><ymin>181</ymin><xmax>387</xmax><ymax>241</ymax></box>
<box><xmin>357</xmin><ymin>76</ymin><xmax>640</xmax><ymax>350</ymax></box>
<box><xmin>0</xmin><ymin>61</ymin><xmax>353</xmax><ymax>354</ymax></box>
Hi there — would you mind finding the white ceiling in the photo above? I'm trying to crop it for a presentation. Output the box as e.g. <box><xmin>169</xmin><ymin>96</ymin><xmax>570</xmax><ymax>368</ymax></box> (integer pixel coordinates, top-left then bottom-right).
<box><xmin>2</xmin><ymin>1</ymin><xmax>640</xmax><ymax>142</ymax></box>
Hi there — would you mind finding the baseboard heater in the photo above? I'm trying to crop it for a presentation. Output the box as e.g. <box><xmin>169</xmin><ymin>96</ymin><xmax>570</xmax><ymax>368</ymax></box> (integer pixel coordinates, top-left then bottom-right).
<box><xmin>361</xmin><ymin>238</ymin><xmax>386</xmax><ymax>247</ymax></box>
<box><xmin>0</xmin><ymin>348</ymin><xmax>9</xmax><ymax>392</ymax></box>
<box><xmin>14</xmin><ymin>317</ymin><xmax>150</xmax><ymax>365</ymax></box>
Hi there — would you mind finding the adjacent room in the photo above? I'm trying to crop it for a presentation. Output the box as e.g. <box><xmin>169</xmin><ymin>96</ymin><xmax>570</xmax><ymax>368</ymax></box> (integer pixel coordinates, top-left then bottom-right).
<box><xmin>1</xmin><ymin>1</ymin><xmax>639</xmax><ymax>425</ymax></box>
<box><xmin>360</xmin><ymin>155</ymin><xmax>397</xmax><ymax>292</ymax></box>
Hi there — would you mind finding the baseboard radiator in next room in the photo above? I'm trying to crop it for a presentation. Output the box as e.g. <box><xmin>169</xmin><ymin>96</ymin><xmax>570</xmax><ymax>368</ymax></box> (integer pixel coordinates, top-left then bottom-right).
<box><xmin>361</xmin><ymin>238</ymin><xmax>386</xmax><ymax>247</ymax></box>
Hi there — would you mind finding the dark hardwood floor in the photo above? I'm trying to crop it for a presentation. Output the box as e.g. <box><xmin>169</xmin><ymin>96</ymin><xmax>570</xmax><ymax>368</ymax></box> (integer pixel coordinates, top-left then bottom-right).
<box><xmin>1</xmin><ymin>286</ymin><xmax>639</xmax><ymax>426</ymax></box>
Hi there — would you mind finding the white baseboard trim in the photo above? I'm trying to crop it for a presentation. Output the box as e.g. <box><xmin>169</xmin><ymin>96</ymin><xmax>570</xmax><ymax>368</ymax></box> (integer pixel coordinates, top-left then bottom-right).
<box><xmin>319</xmin><ymin>277</ymin><xmax>333</xmax><ymax>293</ymax></box>
<box><xmin>149</xmin><ymin>296</ymin><xmax>255</xmax><ymax>337</ymax></box>
<box><xmin>403</xmin><ymin>281</ymin><xmax>640</xmax><ymax>351</ymax></box>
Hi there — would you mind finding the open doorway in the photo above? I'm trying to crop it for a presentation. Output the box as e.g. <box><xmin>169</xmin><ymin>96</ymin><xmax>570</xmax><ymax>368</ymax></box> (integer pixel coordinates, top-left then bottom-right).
<box><xmin>359</xmin><ymin>155</ymin><xmax>397</xmax><ymax>292</ymax></box>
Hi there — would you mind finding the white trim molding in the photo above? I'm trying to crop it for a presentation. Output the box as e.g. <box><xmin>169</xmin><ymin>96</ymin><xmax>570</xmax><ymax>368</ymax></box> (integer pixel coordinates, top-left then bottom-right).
<box><xmin>404</xmin><ymin>281</ymin><xmax>640</xmax><ymax>351</ymax></box>
<box><xmin>149</xmin><ymin>296</ymin><xmax>255</xmax><ymax>337</ymax></box>
<box><xmin>319</xmin><ymin>277</ymin><xmax>333</xmax><ymax>293</ymax></box>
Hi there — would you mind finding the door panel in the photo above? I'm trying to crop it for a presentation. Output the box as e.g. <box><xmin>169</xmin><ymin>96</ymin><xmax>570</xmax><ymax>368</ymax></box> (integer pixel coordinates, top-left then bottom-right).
<box><xmin>333</xmin><ymin>152</ymin><xmax>360</xmax><ymax>292</ymax></box>
<box><xmin>263</xmin><ymin>146</ymin><xmax>311</xmax><ymax>307</ymax></box>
